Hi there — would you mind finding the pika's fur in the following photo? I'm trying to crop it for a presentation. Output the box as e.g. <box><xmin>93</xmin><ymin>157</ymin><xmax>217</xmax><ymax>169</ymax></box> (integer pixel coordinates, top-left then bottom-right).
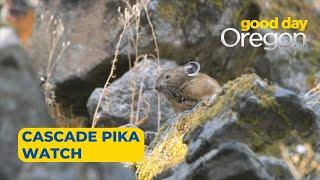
<box><xmin>156</xmin><ymin>62</ymin><xmax>222</xmax><ymax>112</ymax></box>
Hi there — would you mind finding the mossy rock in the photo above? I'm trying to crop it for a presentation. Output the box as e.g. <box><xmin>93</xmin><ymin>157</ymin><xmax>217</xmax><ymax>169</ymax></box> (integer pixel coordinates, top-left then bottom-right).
<box><xmin>136</xmin><ymin>74</ymin><xmax>318</xmax><ymax>179</ymax></box>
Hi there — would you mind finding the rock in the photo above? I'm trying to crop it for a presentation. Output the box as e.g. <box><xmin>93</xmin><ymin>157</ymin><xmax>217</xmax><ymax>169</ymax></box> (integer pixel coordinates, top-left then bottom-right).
<box><xmin>0</xmin><ymin>45</ymin><xmax>53</xmax><ymax>179</ymax></box>
<box><xmin>87</xmin><ymin>59</ymin><xmax>175</xmax><ymax>131</ymax></box>
<box><xmin>120</xmin><ymin>123</ymin><xmax>139</xmax><ymax>128</ymax></box>
<box><xmin>254</xmin><ymin>32</ymin><xmax>316</xmax><ymax>94</ymax></box>
<box><xmin>29</xmin><ymin>0</ymin><xmax>130</xmax><ymax>120</ymax></box>
<box><xmin>140</xmin><ymin>0</ymin><xmax>262</xmax><ymax>81</ymax></box>
<box><xmin>304</xmin><ymin>79</ymin><xmax>320</xmax><ymax>133</ymax></box>
<box><xmin>31</xmin><ymin>0</ymin><xmax>262</xmax><ymax>82</ymax></box>
<box><xmin>145</xmin><ymin>131</ymin><xmax>157</xmax><ymax>146</ymax></box>
<box><xmin>17</xmin><ymin>163</ymin><xmax>136</xmax><ymax>180</ymax></box>
<box><xmin>254</xmin><ymin>0</ymin><xmax>320</xmax><ymax>94</ymax></box>
<box><xmin>258</xmin><ymin>156</ymin><xmax>294</xmax><ymax>180</ymax></box>
<box><xmin>136</xmin><ymin>74</ymin><xmax>318</xmax><ymax>179</ymax></box>
<box><xmin>184</xmin><ymin>74</ymin><xmax>318</xmax><ymax>163</ymax></box>
<box><xmin>187</xmin><ymin>75</ymin><xmax>317</xmax><ymax>161</ymax></box>
<box><xmin>155</xmin><ymin>143</ymin><xmax>293</xmax><ymax>180</ymax></box>
<box><xmin>29</xmin><ymin>0</ymin><xmax>262</xmax><ymax>119</ymax></box>
<box><xmin>0</xmin><ymin>40</ymin><xmax>135</xmax><ymax>180</ymax></box>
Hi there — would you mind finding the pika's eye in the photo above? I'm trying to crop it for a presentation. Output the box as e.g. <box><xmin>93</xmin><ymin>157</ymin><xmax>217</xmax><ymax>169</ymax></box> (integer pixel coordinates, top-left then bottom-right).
<box><xmin>165</xmin><ymin>74</ymin><xmax>171</xmax><ymax>79</ymax></box>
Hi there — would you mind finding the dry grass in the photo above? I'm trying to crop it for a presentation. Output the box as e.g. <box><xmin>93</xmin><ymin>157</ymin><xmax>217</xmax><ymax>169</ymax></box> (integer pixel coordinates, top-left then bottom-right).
<box><xmin>38</xmin><ymin>11</ymin><xmax>72</xmax><ymax>126</ymax></box>
<box><xmin>304</xmin><ymin>78</ymin><xmax>320</xmax><ymax>108</ymax></box>
<box><xmin>281</xmin><ymin>79</ymin><xmax>320</xmax><ymax>179</ymax></box>
<box><xmin>280</xmin><ymin>143</ymin><xmax>320</xmax><ymax>179</ymax></box>
<box><xmin>37</xmin><ymin>0</ymin><xmax>161</xmax><ymax>128</ymax></box>
<box><xmin>92</xmin><ymin>0</ymin><xmax>162</xmax><ymax>129</ymax></box>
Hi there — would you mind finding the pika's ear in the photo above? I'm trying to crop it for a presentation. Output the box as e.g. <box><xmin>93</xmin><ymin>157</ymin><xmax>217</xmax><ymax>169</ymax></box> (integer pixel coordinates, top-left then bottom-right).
<box><xmin>184</xmin><ymin>61</ymin><xmax>200</xmax><ymax>76</ymax></box>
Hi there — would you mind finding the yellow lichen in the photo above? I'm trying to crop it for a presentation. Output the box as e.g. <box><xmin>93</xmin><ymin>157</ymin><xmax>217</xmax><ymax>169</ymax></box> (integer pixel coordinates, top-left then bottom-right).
<box><xmin>135</xmin><ymin>74</ymin><xmax>316</xmax><ymax>179</ymax></box>
<box><xmin>136</xmin><ymin>74</ymin><xmax>270</xmax><ymax>179</ymax></box>
<box><xmin>135</xmin><ymin>118</ymin><xmax>188</xmax><ymax>180</ymax></box>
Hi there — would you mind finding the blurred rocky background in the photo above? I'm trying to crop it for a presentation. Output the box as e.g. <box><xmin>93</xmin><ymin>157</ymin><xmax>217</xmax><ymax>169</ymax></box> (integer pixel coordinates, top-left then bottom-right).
<box><xmin>0</xmin><ymin>0</ymin><xmax>319</xmax><ymax>179</ymax></box>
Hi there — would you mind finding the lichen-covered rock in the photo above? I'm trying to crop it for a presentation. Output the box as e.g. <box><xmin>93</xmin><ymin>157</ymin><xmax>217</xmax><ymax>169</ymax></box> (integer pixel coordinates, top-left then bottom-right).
<box><xmin>136</xmin><ymin>74</ymin><xmax>318</xmax><ymax>179</ymax></box>
<box><xmin>154</xmin><ymin>143</ymin><xmax>293</xmax><ymax>180</ymax></box>
<box><xmin>184</xmin><ymin>74</ymin><xmax>318</xmax><ymax>162</ymax></box>
<box><xmin>87</xmin><ymin>59</ymin><xmax>175</xmax><ymax>131</ymax></box>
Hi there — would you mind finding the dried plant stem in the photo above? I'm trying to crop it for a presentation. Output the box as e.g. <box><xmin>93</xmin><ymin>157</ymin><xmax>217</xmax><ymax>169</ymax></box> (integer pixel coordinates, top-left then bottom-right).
<box><xmin>92</xmin><ymin>0</ymin><xmax>161</xmax><ymax>129</ymax></box>
<box><xmin>143</xmin><ymin>3</ymin><xmax>161</xmax><ymax>132</ymax></box>
<box><xmin>92</xmin><ymin>25</ymin><xmax>128</xmax><ymax>128</ymax></box>
<box><xmin>135</xmin><ymin>74</ymin><xmax>146</xmax><ymax>124</ymax></box>
<box><xmin>48</xmin><ymin>43</ymin><xmax>69</xmax><ymax>75</ymax></box>
<box><xmin>280</xmin><ymin>144</ymin><xmax>302</xmax><ymax>180</ymax></box>
<box><xmin>134</xmin><ymin>13</ymin><xmax>140</xmax><ymax>64</ymax></box>
<box><xmin>47</xmin><ymin>36</ymin><xmax>57</xmax><ymax>76</ymax></box>
<box><xmin>130</xmin><ymin>81</ymin><xmax>137</xmax><ymax>124</ymax></box>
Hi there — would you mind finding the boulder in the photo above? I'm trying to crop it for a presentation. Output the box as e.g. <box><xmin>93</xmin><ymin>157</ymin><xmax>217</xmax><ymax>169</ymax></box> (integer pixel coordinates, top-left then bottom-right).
<box><xmin>154</xmin><ymin>143</ymin><xmax>293</xmax><ymax>180</ymax></box>
<box><xmin>255</xmin><ymin>1</ymin><xmax>320</xmax><ymax>94</ymax></box>
<box><xmin>184</xmin><ymin>74</ymin><xmax>318</xmax><ymax>163</ymax></box>
<box><xmin>254</xmin><ymin>32</ymin><xmax>317</xmax><ymax>94</ymax></box>
<box><xmin>136</xmin><ymin>74</ymin><xmax>318</xmax><ymax>179</ymax></box>
<box><xmin>0</xmin><ymin>44</ymin><xmax>53</xmax><ymax>179</ymax></box>
<box><xmin>87</xmin><ymin>59</ymin><xmax>175</xmax><ymax>131</ymax></box>
<box><xmin>0</xmin><ymin>36</ymin><xmax>135</xmax><ymax>180</ymax></box>
<box><xmin>137</xmin><ymin>0</ymin><xmax>262</xmax><ymax>81</ymax></box>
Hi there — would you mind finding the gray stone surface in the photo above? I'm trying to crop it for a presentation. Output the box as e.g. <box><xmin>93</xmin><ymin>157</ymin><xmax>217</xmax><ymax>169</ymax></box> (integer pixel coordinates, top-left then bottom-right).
<box><xmin>0</xmin><ymin>45</ymin><xmax>53</xmax><ymax>180</ymax></box>
<box><xmin>18</xmin><ymin>163</ymin><xmax>136</xmax><ymax>180</ymax></box>
<box><xmin>87</xmin><ymin>59</ymin><xmax>176</xmax><ymax>131</ymax></box>
<box><xmin>254</xmin><ymin>30</ymin><xmax>318</xmax><ymax>94</ymax></box>
<box><xmin>148</xmin><ymin>74</ymin><xmax>318</xmax><ymax>179</ymax></box>
<box><xmin>29</xmin><ymin>0</ymin><xmax>262</xmax><ymax>118</ymax></box>
<box><xmin>182</xmin><ymin>75</ymin><xmax>318</xmax><ymax>163</ymax></box>
<box><xmin>155</xmin><ymin>143</ymin><xmax>293</xmax><ymax>180</ymax></box>
<box><xmin>0</xmin><ymin>43</ymin><xmax>136</xmax><ymax>180</ymax></box>
<box><xmin>259</xmin><ymin>156</ymin><xmax>294</xmax><ymax>180</ymax></box>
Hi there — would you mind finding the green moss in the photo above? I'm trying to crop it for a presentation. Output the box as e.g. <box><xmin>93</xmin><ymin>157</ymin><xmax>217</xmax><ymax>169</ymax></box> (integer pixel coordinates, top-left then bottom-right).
<box><xmin>207</xmin><ymin>0</ymin><xmax>224</xmax><ymax>10</ymax></box>
<box><xmin>250</xmin><ymin>130</ymin><xmax>270</xmax><ymax>150</ymax></box>
<box><xmin>157</xmin><ymin>0</ymin><xmax>227</xmax><ymax>27</ymax></box>
<box><xmin>157</xmin><ymin>2</ymin><xmax>177</xmax><ymax>23</ymax></box>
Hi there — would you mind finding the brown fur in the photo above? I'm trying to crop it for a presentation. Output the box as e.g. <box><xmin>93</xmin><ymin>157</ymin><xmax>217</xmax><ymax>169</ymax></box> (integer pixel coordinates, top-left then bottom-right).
<box><xmin>156</xmin><ymin>64</ymin><xmax>221</xmax><ymax>112</ymax></box>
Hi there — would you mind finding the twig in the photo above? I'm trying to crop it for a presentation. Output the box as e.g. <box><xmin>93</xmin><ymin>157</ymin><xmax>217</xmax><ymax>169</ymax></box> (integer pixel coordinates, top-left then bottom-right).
<box><xmin>92</xmin><ymin>24</ymin><xmax>128</xmax><ymax>128</ymax></box>
<box><xmin>142</xmin><ymin>0</ymin><xmax>161</xmax><ymax>132</ymax></box>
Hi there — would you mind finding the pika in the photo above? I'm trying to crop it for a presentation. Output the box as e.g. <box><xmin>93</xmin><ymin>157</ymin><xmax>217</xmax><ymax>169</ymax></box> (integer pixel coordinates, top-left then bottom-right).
<box><xmin>156</xmin><ymin>61</ymin><xmax>222</xmax><ymax>112</ymax></box>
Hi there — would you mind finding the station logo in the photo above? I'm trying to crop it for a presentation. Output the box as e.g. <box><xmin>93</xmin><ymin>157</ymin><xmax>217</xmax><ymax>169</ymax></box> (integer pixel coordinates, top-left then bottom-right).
<box><xmin>221</xmin><ymin>17</ymin><xmax>308</xmax><ymax>50</ymax></box>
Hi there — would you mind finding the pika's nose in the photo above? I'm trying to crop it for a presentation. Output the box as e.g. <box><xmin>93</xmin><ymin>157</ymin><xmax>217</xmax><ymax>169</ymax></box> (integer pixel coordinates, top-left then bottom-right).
<box><xmin>155</xmin><ymin>82</ymin><xmax>162</xmax><ymax>91</ymax></box>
